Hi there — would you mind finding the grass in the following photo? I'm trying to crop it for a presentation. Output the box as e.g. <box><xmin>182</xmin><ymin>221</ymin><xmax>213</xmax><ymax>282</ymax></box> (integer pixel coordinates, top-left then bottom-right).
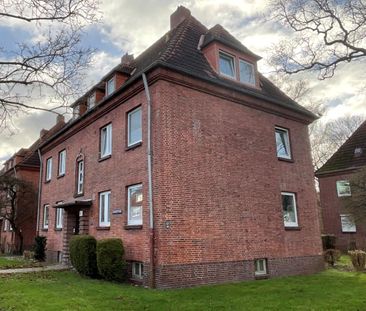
<box><xmin>0</xmin><ymin>269</ymin><xmax>366</xmax><ymax>310</ymax></box>
<box><xmin>0</xmin><ymin>256</ymin><xmax>43</xmax><ymax>269</ymax></box>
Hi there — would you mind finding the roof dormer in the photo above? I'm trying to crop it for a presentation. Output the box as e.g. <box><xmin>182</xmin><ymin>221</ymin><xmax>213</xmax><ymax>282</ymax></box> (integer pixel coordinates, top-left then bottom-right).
<box><xmin>200</xmin><ymin>24</ymin><xmax>261</xmax><ymax>89</ymax></box>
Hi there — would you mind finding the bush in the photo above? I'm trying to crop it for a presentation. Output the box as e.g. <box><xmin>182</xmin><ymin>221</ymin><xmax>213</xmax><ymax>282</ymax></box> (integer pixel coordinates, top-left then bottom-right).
<box><xmin>321</xmin><ymin>235</ymin><xmax>336</xmax><ymax>250</ymax></box>
<box><xmin>348</xmin><ymin>250</ymin><xmax>366</xmax><ymax>271</ymax></box>
<box><xmin>348</xmin><ymin>240</ymin><xmax>357</xmax><ymax>251</ymax></box>
<box><xmin>70</xmin><ymin>235</ymin><xmax>98</xmax><ymax>277</ymax></box>
<box><xmin>33</xmin><ymin>236</ymin><xmax>47</xmax><ymax>261</ymax></box>
<box><xmin>96</xmin><ymin>238</ymin><xmax>125</xmax><ymax>282</ymax></box>
<box><xmin>323</xmin><ymin>249</ymin><xmax>341</xmax><ymax>266</ymax></box>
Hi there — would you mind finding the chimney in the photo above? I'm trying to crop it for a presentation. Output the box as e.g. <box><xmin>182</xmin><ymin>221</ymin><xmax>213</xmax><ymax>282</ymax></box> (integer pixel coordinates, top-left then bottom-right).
<box><xmin>121</xmin><ymin>53</ymin><xmax>134</xmax><ymax>65</ymax></box>
<box><xmin>40</xmin><ymin>128</ymin><xmax>48</xmax><ymax>138</ymax></box>
<box><xmin>56</xmin><ymin>114</ymin><xmax>65</xmax><ymax>124</ymax></box>
<box><xmin>170</xmin><ymin>6</ymin><xmax>191</xmax><ymax>29</ymax></box>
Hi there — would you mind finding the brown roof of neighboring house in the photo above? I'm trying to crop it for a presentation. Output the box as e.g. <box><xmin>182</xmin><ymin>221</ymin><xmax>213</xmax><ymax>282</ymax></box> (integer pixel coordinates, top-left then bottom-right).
<box><xmin>316</xmin><ymin>121</ymin><xmax>366</xmax><ymax>176</ymax></box>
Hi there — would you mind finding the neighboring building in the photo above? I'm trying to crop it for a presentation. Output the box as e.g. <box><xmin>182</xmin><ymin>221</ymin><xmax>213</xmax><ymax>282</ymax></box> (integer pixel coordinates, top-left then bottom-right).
<box><xmin>38</xmin><ymin>7</ymin><xmax>323</xmax><ymax>288</ymax></box>
<box><xmin>0</xmin><ymin>116</ymin><xmax>65</xmax><ymax>253</ymax></box>
<box><xmin>316</xmin><ymin>121</ymin><xmax>366</xmax><ymax>251</ymax></box>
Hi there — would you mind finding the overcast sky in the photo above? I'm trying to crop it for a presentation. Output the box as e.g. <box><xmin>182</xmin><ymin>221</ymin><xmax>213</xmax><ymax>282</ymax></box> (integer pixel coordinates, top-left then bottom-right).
<box><xmin>1</xmin><ymin>0</ymin><xmax>365</xmax><ymax>164</ymax></box>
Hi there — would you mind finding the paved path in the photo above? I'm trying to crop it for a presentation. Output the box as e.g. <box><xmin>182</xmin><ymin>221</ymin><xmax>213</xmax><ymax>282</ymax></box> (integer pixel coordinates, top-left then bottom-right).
<box><xmin>0</xmin><ymin>264</ymin><xmax>71</xmax><ymax>274</ymax></box>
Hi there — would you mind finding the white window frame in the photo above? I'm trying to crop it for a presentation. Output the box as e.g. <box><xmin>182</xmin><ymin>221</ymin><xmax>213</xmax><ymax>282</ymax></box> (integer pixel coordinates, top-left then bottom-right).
<box><xmin>106</xmin><ymin>77</ymin><xmax>115</xmax><ymax>96</ymax></box>
<box><xmin>127</xmin><ymin>107</ymin><xmax>142</xmax><ymax>147</ymax></box>
<box><xmin>3</xmin><ymin>219</ymin><xmax>10</xmax><ymax>232</ymax></box>
<box><xmin>239</xmin><ymin>59</ymin><xmax>256</xmax><ymax>85</ymax></box>
<box><xmin>43</xmin><ymin>205</ymin><xmax>49</xmax><ymax>229</ymax></box>
<box><xmin>46</xmin><ymin>157</ymin><xmax>52</xmax><ymax>181</ymax></box>
<box><xmin>281</xmin><ymin>192</ymin><xmax>298</xmax><ymax>227</ymax></box>
<box><xmin>77</xmin><ymin>160</ymin><xmax>84</xmax><ymax>195</ymax></box>
<box><xmin>275</xmin><ymin>127</ymin><xmax>292</xmax><ymax>160</ymax></box>
<box><xmin>219</xmin><ymin>51</ymin><xmax>236</xmax><ymax>79</ymax></box>
<box><xmin>132</xmin><ymin>262</ymin><xmax>143</xmax><ymax>279</ymax></box>
<box><xmin>340</xmin><ymin>214</ymin><xmax>356</xmax><ymax>233</ymax></box>
<box><xmin>99</xmin><ymin>191</ymin><xmax>111</xmax><ymax>227</ymax></box>
<box><xmin>336</xmin><ymin>180</ymin><xmax>351</xmax><ymax>197</ymax></box>
<box><xmin>55</xmin><ymin>207</ymin><xmax>63</xmax><ymax>229</ymax></box>
<box><xmin>255</xmin><ymin>259</ymin><xmax>267</xmax><ymax>276</ymax></box>
<box><xmin>73</xmin><ymin>105</ymin><xmax>80</xmax><ymax>119</ymax></box>
<box><xmin>87</xmin><ymin>92</ymin><xmax>96</xmax><ymax>109</ymax></box>
<box><xmin>58</xmin><ymin>150</ymin><xmax>66</xmax><ymax>176</ymax></box>
<box><xmin>100</xmin><ymin>124</ymin><xmax>112</xmax><ymax>158</ymax></box>
<box><xmin>127</xmin><ymin>184</ymin><xmax>143</xmax><ymax>226</ymax></box>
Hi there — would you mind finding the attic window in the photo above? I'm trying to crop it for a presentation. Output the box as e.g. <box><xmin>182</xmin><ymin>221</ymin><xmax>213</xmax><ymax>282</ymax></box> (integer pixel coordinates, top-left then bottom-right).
<box><xmin>354</xmin><ymin>148</ymin><xmax>363</xmax><ymax>157</ymax></box>
<box><xmin>73</xmin><ymin>105</ymin><xmax>80</xmax><ymax>119</ymax></box>
<box><xmin>106</xmin><ymin>77</ymin><xmax>115</xmax><ymax>96</ymax></box>
<box><xmin>87</xmin><ymin>92</ymin><xmax>96</xmax><ymax>109</ymax></box>
<box><xmin>219</xmin><ymin>52</ymin><xmax>235</xmax><ymax>78</ymax></box>
<box><xmin>239</xmin><ymin>60</ymin><xmax>255</xmax><ymax>85</ymax></box>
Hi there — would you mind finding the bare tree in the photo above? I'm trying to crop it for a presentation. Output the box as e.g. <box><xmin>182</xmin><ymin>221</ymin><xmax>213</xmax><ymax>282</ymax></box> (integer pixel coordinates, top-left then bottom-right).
<box><xmin>268</xmin><ymin>0</ymin><xmax>366</xmax><ymax>79</ymax></box>
<box><xmin>0</xmin><ymin>0</ymin><xmax>100</xmax><ymax>131</ymax></box>
<box><xmin>0</xmin><ymin>175</ymin><xmax>37</xmax><ymax>253</ymax></box>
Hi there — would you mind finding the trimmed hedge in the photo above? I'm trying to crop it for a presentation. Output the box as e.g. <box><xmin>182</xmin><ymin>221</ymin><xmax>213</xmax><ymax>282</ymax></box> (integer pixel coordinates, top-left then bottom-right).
<box><xmin>70</xmin><ymin>235</ymin><xmax>98</xmax><ymax>277</ymax></box>
<box><xmin>33</xmin><ymin>236</ymin><xmax>47</xmax><ymax>261</ymax></box>
<box><xmin>97</xmin><ymin>238</ymin><xmax>125</xmax><ymax>282</ymax></box>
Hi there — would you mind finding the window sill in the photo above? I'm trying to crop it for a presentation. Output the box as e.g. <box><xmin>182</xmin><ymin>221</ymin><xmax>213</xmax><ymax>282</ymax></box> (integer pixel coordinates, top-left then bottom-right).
<box><xmin>126</xmin><ymin>142</ymin><xmax>142</xmax><ymax>151</ymax></box>
<box><xmin>342</xmin><ymin>231</ymin><xmax>357</xmax><ymax>234</ymax></box>
<box><xmin>74</xmin><ymin>193</ymin><xmax>84</xmax><ymax>198</ymax></box>
<box><xmin>278</xmin><ymin>157</ymin><xmax>294</xmax><ymax>163</ymax></box>
<box><xmin>96</xmin><ymin>226</ymin><xmax>110</xmax><ymax>231</ymax></box>
<box><xmin>54</xmin><ymin>228</ymin><xmax>62</xmax><ymax>231</ymax></box>
<box><xmin>41</xmin><ymin>228</ymin><xmax>48</xmax><ymax>232</ymax></box>
<box><xmin>124</xmin><ymin>225</ymin><xmax>143</xmax><ymax>230</ymax></box>
<box><xmin>255</xmin><ymin>274</ymin><xmax>269</xmax><ymax>280</ymax></box>
<box><xmin>285</xmin><ymin>226</ymin><xmax>301</xmax><ymax>231</ymax></box>
<box><xmin>98</xmin><ymin>155</ymin><xmax>111</xmax><ymax>162</ymax></box>
<box><xmin>57</xmin><ymin>174</ymin><xmax>65</xmax><ymax>179</ymax></box>
<box><xmin>44</xmin><ymin>180</ymin><xmax>51</xmax><ymax>184</ymax></box>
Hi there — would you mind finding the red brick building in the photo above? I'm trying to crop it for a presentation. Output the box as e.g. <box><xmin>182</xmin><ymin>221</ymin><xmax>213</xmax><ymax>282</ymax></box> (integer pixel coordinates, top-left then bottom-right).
<box><xmin>0</xmin><ymin>116</ymin><xmax>65</xmax><ymax>253</ymax></box>
<box><xmin>38</xmin><ymin>7</ymin><xmax>323</xmax><ymax>288</ymax></box>
<box><xmin>316</xmin><ymin>121</ymin><xmax>366</xmax><ymax>251</ymax></box>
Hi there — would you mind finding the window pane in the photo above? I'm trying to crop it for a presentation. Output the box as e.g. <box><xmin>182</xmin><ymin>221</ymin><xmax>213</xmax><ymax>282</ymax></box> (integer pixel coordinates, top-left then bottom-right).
<box><xmin>275</xmin><ymin>129</ymin><xmax>291</xmax><ymax>159</ymax></box>
<box><xmin>219</xmin><ymin>53</ymin><xmax>235</xmax><ymax>77</ymax></box>
<box><xmin>337</xmin><ymin>181</ymin><xmax>351</xmax><ymax>197</ymax></box>
<box><xmin>282</xmin><ymin>193</ymin><xmax>298</xmax><ymax>226</ymax></box>
<box><xmin>107</xmin><ymin>77</ymin><xmax>115</xmax><ymax>95</ymax></box>
<box><xmin>59</xmin><ymin>151</ymin><xmax>66</xmax><ymax>175</ymax></box>
<box><xmin>88</xmin><ymin>93</ymin><xmax>96</xmax><ymax>109</ymax></box>
<box><xmin>46</xmin><ymin>158</ymin><xmax>52</xmax><ymax>180</ymax></box>
<box><xmin>341</xmin><ymin>215</ymin><xmax>356</xmax><ymax>232</ymax></box>
<box><xmin>100</xmin><ymin>194</ymin><xmax>105</xmax><ymax>223</ymax></box>
<box><xmin>77</xmin><ymin>161</ymin><xmax>84</xmax><ymax>193</ymax></box>
<box><xmin>128</xmin><ymin>108</ymin><xmax>142</xmax><ymax>146</ymax></box>
<box><xmin>239</xmin><ymin>60</ymin><xmax>255</xmax><ymax>85</ymax></box>
<box><xmin>128</xmin><ymin>185</ymin><xmax>143</xmax><ymax>225</ymax></box>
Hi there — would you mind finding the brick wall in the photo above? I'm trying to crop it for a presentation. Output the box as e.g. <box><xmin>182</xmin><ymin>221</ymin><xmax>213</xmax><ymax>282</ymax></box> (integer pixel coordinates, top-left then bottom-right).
<box><xmin>319</xmin><ymin>173</ymin><xmax>366</xmax><ymax>251</ymax></box>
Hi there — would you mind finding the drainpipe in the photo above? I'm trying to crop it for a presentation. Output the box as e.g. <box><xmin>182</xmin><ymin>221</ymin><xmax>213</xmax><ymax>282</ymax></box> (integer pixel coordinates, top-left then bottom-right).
<box><xmin>142</xmin><ymin>72</ymin><xmax>155</xmax><ymax>288</ymax></box>
<box><xmin>36</xmin><ymin>149</ymin><xmax>43</xmax><ymax>235</ymax></box>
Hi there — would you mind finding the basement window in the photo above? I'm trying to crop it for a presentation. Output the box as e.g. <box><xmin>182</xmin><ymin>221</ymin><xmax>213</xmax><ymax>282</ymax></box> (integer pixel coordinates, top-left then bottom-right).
<box><xmin>255</xmin><ymin>259</ymin><xmax>267</xmax><ymax>276</ymax></box>
<box><xmin>219</xmin><ymin>52</ymin><xmax>235</xmax><ymax>78</ymax></box>
<box><xmin>341</xmin><ymin>214</ymin><xmax>356</xmax><ymax>233</ymax></box>
<box><xmin>336</xmin><ymin>180</ymin><xmax>351</xmax><ymax>197</ymax></box>
<box><xmin>132</xmin><ymin>262</ymin><xmax>143</xmax><ymax>279</ymax></box>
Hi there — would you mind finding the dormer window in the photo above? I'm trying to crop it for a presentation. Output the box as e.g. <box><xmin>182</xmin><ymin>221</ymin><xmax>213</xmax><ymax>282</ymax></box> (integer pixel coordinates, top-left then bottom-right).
<box><xmin>106</xmin><ymin>77</ymin><xmax>115</xmax><ymax>96</ymax></box>
<box><xmin>239</xmin><ymin>59</ymin><xmax>255</xmax><ymax>85</ymax></box>
<box><xmin>73</xmin><ymin>105</ymin><xmax>80</xmax><ymax>119</ymax></box>
<box><xmin>87</xmin><ymin>92</ymin><xmax>96</xmax><ymax>109</ymax></box>
<box><xmin>219</xmin><ymin>52</ymin><xmax>235</xmax><ymax>78</ymax></box>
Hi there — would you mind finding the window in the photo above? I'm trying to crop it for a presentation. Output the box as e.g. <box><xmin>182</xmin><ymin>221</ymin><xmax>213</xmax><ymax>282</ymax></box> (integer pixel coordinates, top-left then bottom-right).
<box><xmin>127</xmin><ymin>184</ymin><xmax>143</xmax><ymax>225</ymax></box>
<box><xmin>100</xmin><ymin>124</ymin><xmax>112</xmax><ymax>158</ymax></box>
<box><xmin>275</xmin><ymin>127</ymin><xmax>292</xmax><ymax>160</ymax></box>
<box><xmin>3</xmin><ymin>219</ymin><xmax>11</xmax><ymax>232</ymax></box>
<box><xmin>58</xmin><ymin>150</ymin><xmax>66</xmax><ymax>176</ymax></box>
<box><xmin>341</xmin><ymin>214</ymin><xmax>356</xmax><ymax>232</ymax></box>
<box><xmin>55</xmin><ymin>208</ymin><xmax>63</xmax><ymax>229</ymax></box>
<box><xmin>127</xmin><ymin>107</ymin><xmax>142</xmax><ymax>146</ymax></box>
<box><xmin>99</xmin><ymin>191</ymin><xmax>111</xmax><ymax>227</ymax></box>
<box><xmin>219</xmin><ymin>52</ymin><xmax>235</xmax><ymax>78</ymax></box>
<box><xmin>255</xmin><ymin>259</ymin><xmax>267</xmax><ymax>276</ymax></box>
<box><xmin>45</xmin><ymin>157</ymin><xmax>52</xmax><ymax>181</ymax></box>
<box><xmin>337</xmin><ymin>180</ymin><xmax>351</xmax><ymax>197</ymax></box>
<box><xmin>132</xmin><ymin>262</ymin><xmax>144</xmax><ymax>279</ymax></box>
<box><xmin>73</xmin><ymin>105</ymin><xmax>80</xmax><ymax>119</ymax></box>
<box><xmin>281</xmin><ymin>192</ymin><xmax>298</xmax><ymax>227</ymax></box>
<box><xmin>239</xmin><ymin>60</ymin><xmax>255</xmax><ymax>85</ymax></box>
<box><xmin>87</xmin><ymin>92</ymin><xmax>96</xmax><ymax>109</ymax></box>
<box><xmin>76</xmin><ymin>160</ymin><xmax>84</xmax><ymax>195</ymax></box>
<box><xmin>106</xmin><ymin>77</ymin><xmax>115</xmax><ymax>96</ymax></box>
<box><xmin>43</xmin><ymin>205</ymin><xmax>49</xmax><ymax>229</ymax></box>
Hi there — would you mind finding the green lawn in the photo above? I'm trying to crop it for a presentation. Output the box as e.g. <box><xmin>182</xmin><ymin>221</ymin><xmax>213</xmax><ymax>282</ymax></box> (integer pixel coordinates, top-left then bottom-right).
<box><xmin>0</xmin><ymin>269</ymin><xmax>365</xmax><ymax>310</ymax></box>
<box><xmin>0</xmin><ymin>256</ymin><xmax>42</xmax><ymax>269</ymax></box>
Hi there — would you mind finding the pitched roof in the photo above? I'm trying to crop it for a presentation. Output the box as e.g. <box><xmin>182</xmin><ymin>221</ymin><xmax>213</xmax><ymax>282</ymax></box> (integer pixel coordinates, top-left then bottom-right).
<box><xmin>316</xmin><ymin>121</ymin><xmax>366</xmax><ymax>176</ymax></box>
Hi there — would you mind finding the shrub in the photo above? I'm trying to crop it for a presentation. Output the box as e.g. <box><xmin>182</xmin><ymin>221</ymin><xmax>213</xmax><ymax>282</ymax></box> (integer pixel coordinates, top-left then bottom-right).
<box><xmin>69</xmin><ymin>235</ymin><xmax>98</xmax><ymax>277</ymax></box>
<box><xmin>348</xmin><ymin>250</ymin><xmax>366</xmax><ymax>271</ymax></box>
<box><xmin>348</xmin><ymin>240</ymin><xmax>357</xmax><ymax>251</ymax></box>
<box><xmin>321</xmin><ymin>235</ymin><xmax>336</xmax><ymax>250</ymax></box>
<box><xmin>96</xmin><ymin>238</ymin><xmax>125</xmax><ymax>282</ymax></box>
<box><xmin>33</xmin><ymin>236</ymin><xmax>47</xmax><ymax>261</ymax></box>
<box><xmin>323</xmin><ymin>249</ymin><xmax>341</xmax><ymax>266</ymax></box>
